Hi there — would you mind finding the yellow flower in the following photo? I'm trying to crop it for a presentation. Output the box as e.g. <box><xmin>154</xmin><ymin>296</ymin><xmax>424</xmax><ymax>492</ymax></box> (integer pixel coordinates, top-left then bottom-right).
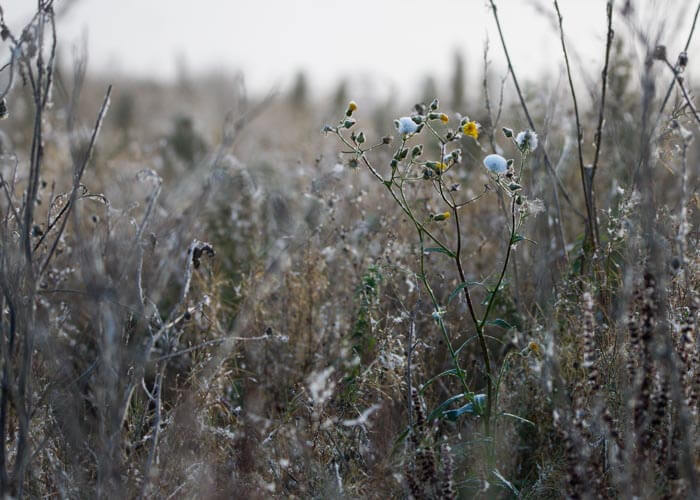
<box><xmin>462</xmin><ymin>121</ymin><xmax>479</xmax><ymax>139</ymax></box>
<box><xmin>346</xmin><ymin>101</ymin><xmax>358</xmax><ymax>116</ymax></box>
<box><xmin>439</xmin><ymin>113</ymin><xmax>449</xmax><ymax>124</ymax></box>
<box><xmin>432</xmin><ymin>211</ymin><xmax>451</xmax><ymax>221</ymax></box>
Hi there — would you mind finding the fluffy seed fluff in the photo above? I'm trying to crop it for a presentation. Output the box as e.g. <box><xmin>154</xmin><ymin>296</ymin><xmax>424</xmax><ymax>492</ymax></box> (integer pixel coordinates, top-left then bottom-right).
<box><xmin>483</xmin><ymin>154</ymin><xmax>508</xmax><ymax>174</ymax></box>
<box><xmin>395</xmin><ymin>116</ymin><xmax>419</xmax><ymax>136</ymax></box>
<box><xmin>515</xmin><ymin>129</ymin><xmax>538</xmax><ymax>152</ymax></box>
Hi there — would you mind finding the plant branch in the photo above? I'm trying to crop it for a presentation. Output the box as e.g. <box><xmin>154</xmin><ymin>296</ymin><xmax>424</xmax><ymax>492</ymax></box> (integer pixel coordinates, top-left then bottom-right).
<box><xmin>554</xmin><ymin>0</ymin><xmax>598</xmax><ymax>252</ymax></box>
<box><xmin>488</xmin><ymin>0</ymin><xmax>576</xmax><ymax>265</ymax></box>
<box><xmin>657</xmin><ymin>1</ymin><xmax>700</xmax><ymax>117</ymax></box>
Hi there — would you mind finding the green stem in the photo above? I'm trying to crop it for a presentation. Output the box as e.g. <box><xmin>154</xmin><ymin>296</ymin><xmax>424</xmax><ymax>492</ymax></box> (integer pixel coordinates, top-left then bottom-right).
<box><xmin>438</xmin><ymin>180</ymin><xmax>494</xmax><ymax>436</ymax></box>
<box><xmin>390</xmin><ymin>174</ymin><xmax>471</xmax><ymax>396</ymax></box>
<box><xmin>481</xmin><ymin>196</ymin><xmax>517</xmax><ymax>328</ymax></box>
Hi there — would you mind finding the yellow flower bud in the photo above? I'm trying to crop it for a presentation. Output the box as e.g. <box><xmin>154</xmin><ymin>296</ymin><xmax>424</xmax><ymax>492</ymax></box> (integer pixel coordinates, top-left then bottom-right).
<box><xmin>432</xmin><ymin>211</ymin><xmax>451</xmax><ymax>221</ymax></box>
<box><xmin>439</xmin><ymin>113</ymin><xmax>449</xmax><ymax>124</ymax></box>
<box><xmin>346</xmin><ymin>101</ymin><xmax>358</xmax><ymax>116</ymax></box>
<box><xmin>528</xmin><ymin>341</ymin><xmax>541</xmax><ymax>355</ymax></box>
<box><xmin>426</xmin><ymin>161</ymin><xmax>447</xmax><ymax>174</ymax></box>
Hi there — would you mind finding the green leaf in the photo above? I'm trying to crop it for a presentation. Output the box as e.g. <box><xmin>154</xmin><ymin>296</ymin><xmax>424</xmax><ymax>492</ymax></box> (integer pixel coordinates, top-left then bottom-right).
<box><xmin>449</xmin><ymin>394</ymin><xmax>486</xmax><ymax>419</ymax></box>
<box><xmin>511</xmin><ymin>233</ymin><xmax>536</xmax><ymax>245</ymax></box>
<box><xmin>500</xmin><ymin>412</ymin><xmax>536</xmax><ymax>427</ymax></box>
<box><xmin>443</xmin><ymin>393</ymin><xmax>486</xmax><ymax>420</ymax></box>
<box><xmin>427</xmin><ymin>393</ymin><xmax>467</xmax><ymax>421</ymax></box>
<box><xmin>424</xmin><ymin>247</ymin><xmax>456</xmax><ymax>258</ymax></box>
<box><xmin>447</xmin><ymin>281</ymin><xmax>483</xmax><ymax>305</ymax></box>
<box><xmin>472</xmin><ymin>393</ymin><xmax>487</xmax><ymax>413</ymax></box>
<box><xmin>420</xmin><ymin>369</ymin><xmax>460</xmax><ymax>394</ymax></box>
<box><xmin>455</xmin><ymin>334</ymin><xmax>505</xmax><ymax>356</ymax></box>
<box><xmin>443</xmin><ymin>402</ymin><xmax>477</xmax><ymax>420</ymax></box>
<box><xmin>492</xmin><ymin>469</ymin><xmax>520</xmax><ymax>497</ymax></box>
<box><xmin>484</xmin><ymin>318</ymin><xmax>513</xmax><ymax>330</ymax></box>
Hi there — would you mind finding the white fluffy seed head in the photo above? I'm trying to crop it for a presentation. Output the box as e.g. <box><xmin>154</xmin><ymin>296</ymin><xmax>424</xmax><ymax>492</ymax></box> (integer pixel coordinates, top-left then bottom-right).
<box><xmin>483</xmin><ymin>154</ymin><xmax>508</xmax><ymax>174</ymax></box>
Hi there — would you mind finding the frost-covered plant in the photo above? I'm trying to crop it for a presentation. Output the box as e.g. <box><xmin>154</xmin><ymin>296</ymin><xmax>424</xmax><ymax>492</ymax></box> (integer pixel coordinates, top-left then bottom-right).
<box><xmin>324</xmin><ymin>99</ymin><xmax>538</xmax><ymax>438</ymax></box>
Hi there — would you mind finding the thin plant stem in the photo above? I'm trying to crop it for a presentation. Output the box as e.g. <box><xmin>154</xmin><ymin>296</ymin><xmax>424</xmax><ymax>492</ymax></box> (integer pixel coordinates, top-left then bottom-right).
<box><xmin>450</xmin><ymin>188</ymin><xmax>493</xmax><ymax>435</ymax></box>
<box><xmin>554</xmin><ymin>0</ymin><xmax>598</xmax><ymax>252</ymax></box>
<box><xmin>657</xmin><ymin>1</ymin><xmax>700</xmax><ymax>118</ymax></box>
<box><xmin>662</xmin><ymin>58</ymin><xmax>700</xmax><ymax>126</ymax></box>
<box><xmin>591</xmin><ymin>0</ymin><xmax>615</xmax><ymax>179</ymax></box>
<box><xmin>488</xmin><ymin>0</ymin><xmax>572</xmax><ymax>266</ymax></box>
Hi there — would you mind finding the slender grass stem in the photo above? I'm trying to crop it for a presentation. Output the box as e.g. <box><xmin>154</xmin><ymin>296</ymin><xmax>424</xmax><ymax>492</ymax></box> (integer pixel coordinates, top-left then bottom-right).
<box><xmin>554</xmin><ymin>0</ymin><xmax>599</xmax><ymax>253</ymax></box>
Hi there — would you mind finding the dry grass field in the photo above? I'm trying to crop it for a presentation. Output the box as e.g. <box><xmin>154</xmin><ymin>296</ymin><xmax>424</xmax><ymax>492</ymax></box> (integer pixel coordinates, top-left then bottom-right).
<box><xmin>0</xmin><ymin>1</ymin><xmax>698</xmax><ymax>498</ymax></box>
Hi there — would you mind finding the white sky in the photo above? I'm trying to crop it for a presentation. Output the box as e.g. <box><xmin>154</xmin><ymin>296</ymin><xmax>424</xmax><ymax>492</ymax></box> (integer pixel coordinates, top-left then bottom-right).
<box><xmin>1</xmin><ymin>0</ymin><xmax>697</xmax><ymax>100</ymax></box>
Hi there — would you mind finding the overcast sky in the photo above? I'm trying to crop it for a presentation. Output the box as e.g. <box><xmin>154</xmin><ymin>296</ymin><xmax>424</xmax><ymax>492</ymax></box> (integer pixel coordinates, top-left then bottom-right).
<box><xmin>1</xmin><ymin>0</ymin><xmax>696</xmax><ymax>100</ymax></box>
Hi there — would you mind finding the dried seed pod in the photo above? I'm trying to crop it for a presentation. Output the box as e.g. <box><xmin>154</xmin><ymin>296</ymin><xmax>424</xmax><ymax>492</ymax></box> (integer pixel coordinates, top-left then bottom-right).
<box><xmin>192</xmin><ymin>242</ymin><xmax>215</xmax><ymax>269</ymax></box>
